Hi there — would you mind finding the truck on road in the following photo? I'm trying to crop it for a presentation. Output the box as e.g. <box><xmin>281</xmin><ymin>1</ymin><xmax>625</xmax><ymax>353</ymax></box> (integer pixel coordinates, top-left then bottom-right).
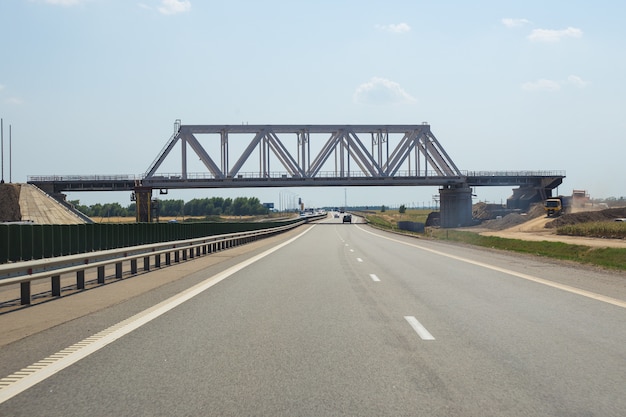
<box><xmin>544</xmin><ymin>196</ymin><xmax>571</xmax><ymax>217</ymax></box>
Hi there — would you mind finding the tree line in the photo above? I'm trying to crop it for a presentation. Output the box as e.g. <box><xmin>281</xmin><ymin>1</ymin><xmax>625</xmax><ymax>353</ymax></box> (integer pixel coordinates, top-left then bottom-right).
<box><xmin>70</xmin><ymin>196</ymin><xmax>269</xmax><ymax>218</ymax></box>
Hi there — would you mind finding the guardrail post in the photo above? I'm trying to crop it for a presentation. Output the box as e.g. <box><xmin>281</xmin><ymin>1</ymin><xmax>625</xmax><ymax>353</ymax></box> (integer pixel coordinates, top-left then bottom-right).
<box><xmin>131</xmin><ymin>259</ymin><xmax>137</xmax><ymax>274</ymax></box>
<box><xmin>189</xmin><ymin>247</ymin><xmax>195</xmax><ymax>259</ymax></box>
<box><xmin>51</xmin><ymin>275</ymin><xmax>61</xmax><ymax>296</ymax></box>
<box><xmin>155</xmin><ymin>254</ymin><xmax>161</xmax><ymax>268</ymax></box>
<box><xmin>115</xmin><ymin>262</ymin><xmax>123</xmax><ymax>279</ymax></box>
<box><xmin>182</xmin><ymin>250</ymin><xmax>187</xmax><ymax>261</ymax></box>
<box><xmin>165</xmin><ymin>252</ymin><xmax>171</xmax><ymax>265</ymax></box>
<box><xmin>174</xmin><ymin>250</ymin><xmax>180</xmax><ymax>263</ymax></box>
<box><xmin>144</xmin><ymin>256</ymin><xmax>150</xmax><ymax>271</ymax></box>
<box><xmin>97</xmin><ymin>266</ymin><xmax>105</xmax><ymax>284</ymax></box>
<box><xmin>21</xmin><ymin>282</ymin><xmax>31</xmax><ymax>305</ymax></box>
<box><xmin>77</xmin><ymin>270</ymin><xmax>85</xmax><ymax>289</ymax></box>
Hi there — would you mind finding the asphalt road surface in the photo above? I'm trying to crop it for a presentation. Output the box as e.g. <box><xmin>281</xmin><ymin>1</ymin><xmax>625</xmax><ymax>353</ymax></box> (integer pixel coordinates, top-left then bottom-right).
<box><xmin>1</xmin><ymin>216</ymin><xmax>625</xmax><ymax>416</ymax></box>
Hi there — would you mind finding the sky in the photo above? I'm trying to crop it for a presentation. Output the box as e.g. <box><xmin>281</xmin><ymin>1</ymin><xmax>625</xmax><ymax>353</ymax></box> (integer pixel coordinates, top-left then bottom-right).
<box><xmin>1</xmin><ymin>0</ymin><xmax>625</xmax><ymax>209</ymax></box>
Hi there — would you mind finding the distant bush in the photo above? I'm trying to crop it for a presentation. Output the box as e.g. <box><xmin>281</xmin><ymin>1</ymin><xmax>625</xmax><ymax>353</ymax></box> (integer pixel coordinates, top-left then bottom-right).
<box><xmin>70</xmin><ymin>196</ymin><xmax>268</xmax><ymax>218</ymax></box>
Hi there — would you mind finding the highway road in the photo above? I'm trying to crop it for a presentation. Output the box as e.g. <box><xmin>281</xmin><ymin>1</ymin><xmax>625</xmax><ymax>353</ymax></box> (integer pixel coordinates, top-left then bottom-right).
<box><xmin>1</xmin><ymin>215</ymin><xmax>625</xmax><ymax>416</ymax></box>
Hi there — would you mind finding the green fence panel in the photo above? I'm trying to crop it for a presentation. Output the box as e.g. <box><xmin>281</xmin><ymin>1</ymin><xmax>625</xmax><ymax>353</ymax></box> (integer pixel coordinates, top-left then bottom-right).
<box><xmin>51</xmin><ymin>225</ymin><xmax>62</xmax><ymax>257</ymax></box>
<box><xmin>0</xmin><ymin>218</ymin><xmax>299</xmax><ymax>264</ymax></box>
<box><xmin>121</xmin><ymin>223</ymin><xmax>129</xmax><ymax>248</ymax></box>
<box><xmin>0</xmin><ymin>225</ymin><xmax>8</xmax><ymax>264</ymax></box>
<box><xmin>21</xmin><ymin>224</ymin><xmax>35</xmax><ymax>261</ymax></box>
<box><xmin>42</xmin><ymin>224</ymin><xmax>54</xmax><ymax>258</ymax></box>
<box><xmin>110</xmin><ymin>223</ymin><xmax>118</xmax><ymax>249</ymax></box>
<box><xmin>69</xmin><ymin>224</ymin><xmax>80</xmax><ymax>255</ymax></box>
<box><xmin>32</xmin><ymin>225</ymin><xmax>44</xmax><ymax>260</ymax></box>
<box><xmin>127</xmin><ymin>223</ymin><xmax>136</xmax><ymax>247</ymax></box>
<box><xmin>61</xmin><ymin>225</ymin><xmax>72</xmax><ymax>256</ymax></box>
<box><xmin>91</xmin><ymin>224</ymin><xmax>100</xmax><ymax>251</ymax></box>
<box><xmin>85</xmin><ymin>223</ymin><xmax>95</xmax><ymax>252</ymax></box>
<box><xmin>157</xmin><ymin>223</ymin><xmax>167</xmax><ymax>242</ymax></box>
<box><xmin>7</xmin><ymin>224</ymin><xmax>22</xmax><ymax>262</ymax></box>
<box><xmin>76</xmin><ymin>224</ymin><xmax>86</xmax><ymax>254</ymax></box>
<box><xmin>138</xmin><ymin>223</ymin><xmax>148</xmax><ymax>245</ymax></box>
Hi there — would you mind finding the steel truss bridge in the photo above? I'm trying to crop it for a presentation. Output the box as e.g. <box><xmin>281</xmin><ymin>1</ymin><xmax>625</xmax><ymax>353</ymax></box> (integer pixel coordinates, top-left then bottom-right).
<box><xmin>29</xmin><ymin>122</ymin><xmax>565</xmax><ymax>227</ymax></box>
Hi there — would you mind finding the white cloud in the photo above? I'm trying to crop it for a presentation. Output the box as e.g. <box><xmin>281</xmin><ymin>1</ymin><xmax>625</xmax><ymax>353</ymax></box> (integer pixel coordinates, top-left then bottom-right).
<box><xmin>158</xmin><ymin>0</ymin><xmax>191</xmax><ymax>15</ymax></box>
<box><xmin>353</xmin><ymin>77</ymin><xmax>416</xmax><ymax>105</ymax></box>
<box><xmin>528</xmin><ymin>27</ymin><xmax>583</xmax><ymax>42</ymax></box>
<box><xmin>521</xmin><ymin>79</ymin><xmax>561</xmax><ymax>92</ymax></box>
<box><xmin>567</xmin><ymin>75</ymin><xmax>588</xmax><ymax>88</ymax></box>
<box><xmin>5</xmin><ymin>97</ymin><xmax>25</xmax><ymax>105</ymax></box>
<box><xmin>0</xmin><ymin>84</ymin><xmax>4</xmax><ymax>92</ymax></box>
<box><xmin>375</xmin><ymin>23</ymin><xmax>411</xmax><ymax>34</ymax></box>
<box><xmin>521</xmin><ymin>75</ymin><xmax>588</xmax><ymax>92</ymax></box>
<box><xmin>501</xmin><ymin>18</ymin><xmax>531</xmax><ymax>28</ymax></box>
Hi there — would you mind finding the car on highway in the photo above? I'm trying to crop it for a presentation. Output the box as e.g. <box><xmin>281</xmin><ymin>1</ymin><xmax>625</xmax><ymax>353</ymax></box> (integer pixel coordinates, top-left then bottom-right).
<box><xmin>342</xmin><ymin>214</ymin><xmax>352</xmax><ymax>223</ymax></box>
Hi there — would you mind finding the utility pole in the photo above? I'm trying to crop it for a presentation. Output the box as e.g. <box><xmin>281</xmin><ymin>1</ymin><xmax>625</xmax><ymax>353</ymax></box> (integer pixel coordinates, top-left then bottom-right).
<box><xmin>9</xmin><ymin>124</ymin><xmax>11</xmax><ymax>183</ymax></box>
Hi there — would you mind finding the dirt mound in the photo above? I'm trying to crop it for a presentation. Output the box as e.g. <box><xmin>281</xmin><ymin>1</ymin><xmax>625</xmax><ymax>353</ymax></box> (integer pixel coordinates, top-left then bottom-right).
<box><xmin>546</xmin><ymin>207</ymin><xmax>626</xmax><ymax>228</ymax></box>
<box><xmin>478</xmin><ymin>203</ymin><xmax>545</xmax><ymax>231</ymax></box>
<box><xmin>0</xmin><ymin>183</ymin><xmax>21</xmax><ymax>222</ymax></box>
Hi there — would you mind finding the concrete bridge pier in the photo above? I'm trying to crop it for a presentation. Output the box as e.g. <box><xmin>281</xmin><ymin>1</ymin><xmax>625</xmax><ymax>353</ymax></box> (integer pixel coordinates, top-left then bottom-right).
<box><xmin>439</xmin><ymin>185</ymin><xmax>473</xmax><ymax>228</ymax></box>
<box><xmin>134</xmin><ymin>187</ymin><xmax>153</xmax><ymax>223</ymax></box>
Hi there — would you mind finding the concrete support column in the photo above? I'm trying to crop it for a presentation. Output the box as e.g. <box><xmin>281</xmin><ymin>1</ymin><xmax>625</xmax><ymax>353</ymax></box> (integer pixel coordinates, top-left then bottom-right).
<box><xmin>439</xmin><ymin>186</ymin><xmax>473</xmax><ymax>228</ymax></box>
<box><xmin>134</xmin><ymin>186</ymin><xmax>153</xmax><ymax>223</ymax></box>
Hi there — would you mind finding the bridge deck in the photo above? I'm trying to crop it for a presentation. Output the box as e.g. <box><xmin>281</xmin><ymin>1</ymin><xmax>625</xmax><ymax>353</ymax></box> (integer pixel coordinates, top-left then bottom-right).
<box><xmin>28</xmin><ymin>171</ymin><xmax>565</xmax><ymax>192</ymax></box>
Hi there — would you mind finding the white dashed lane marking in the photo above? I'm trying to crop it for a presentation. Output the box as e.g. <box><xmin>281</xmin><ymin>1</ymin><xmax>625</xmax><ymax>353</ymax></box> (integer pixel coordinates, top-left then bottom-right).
<box><xmin>404</xmin><ymin>316</ymin><xmax>435</xmax><ymax>340</ymax></box>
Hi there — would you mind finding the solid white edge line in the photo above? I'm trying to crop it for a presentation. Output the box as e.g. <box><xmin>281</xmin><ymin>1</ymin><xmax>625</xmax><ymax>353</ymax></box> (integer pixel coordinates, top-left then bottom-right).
<box><xmin>356</xmin><ymin>225</ymin><xmax>626</xmax><ymax>310</ymax></box>
<box><xmin>404</xmin><ymin>316</ymin><xmax>435</xmax><ymax>340</ymax></box>
<box><xmin>0</xmin><ymin>226</ymin><xmax>315</xmax><ymax>405</ymax></box>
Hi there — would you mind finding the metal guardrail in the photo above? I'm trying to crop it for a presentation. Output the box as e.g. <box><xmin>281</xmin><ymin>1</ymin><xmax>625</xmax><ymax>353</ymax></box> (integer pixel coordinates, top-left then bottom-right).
<box><xmin>0</xmin><ymin>220</ymin><xmax>307</xmax><ymax>306</ymax></box>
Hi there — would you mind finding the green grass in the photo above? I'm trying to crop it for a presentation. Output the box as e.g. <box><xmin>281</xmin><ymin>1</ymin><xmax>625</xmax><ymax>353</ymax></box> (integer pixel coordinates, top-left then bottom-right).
<box><xmin>557</xmin><ymin>221</ymin><xmax>626</xmax><ymax>239</ymax></box>
<box><xmin>360</xmin><ymin>209</ymin><xmax>430</xmax><ymax>229</ymax></box>
<box><xmin>429</xmin><ymin>229</ymin><xmax>626</xmax><ymax>271</ymax></box>
<box><xmin>363</xmin><ymin>211</ymin><xmax>626</xmax><ymax>271</ymax></box>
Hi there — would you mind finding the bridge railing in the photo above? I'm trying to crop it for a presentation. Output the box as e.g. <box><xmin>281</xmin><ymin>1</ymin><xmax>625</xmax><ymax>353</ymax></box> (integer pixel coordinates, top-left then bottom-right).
<box><xmin>28</xmin><ymin>174</ymin><xmax>142</xmax><ymax>182</ymax></box>
<box><xmin>0</xmin><ymin>219</ymin><xmax>315</xmax><ymax>307</ymax></box>
<box><xmin>465</xmin><ymin>170</ymin><xmax>566</xmax><ymax>177</ymax></box>
<box><xmin>29</xmin><ymin>170</ymin><xmax>565</xmax><ymax>183</ymax></box>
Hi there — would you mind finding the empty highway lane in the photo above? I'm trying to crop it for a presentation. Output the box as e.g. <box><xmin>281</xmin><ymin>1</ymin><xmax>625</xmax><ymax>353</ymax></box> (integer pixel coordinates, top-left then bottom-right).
<box><xmin>1</xmin><ymin>220</ymin><xmax>625</xmax><ymax>416</ymax></box>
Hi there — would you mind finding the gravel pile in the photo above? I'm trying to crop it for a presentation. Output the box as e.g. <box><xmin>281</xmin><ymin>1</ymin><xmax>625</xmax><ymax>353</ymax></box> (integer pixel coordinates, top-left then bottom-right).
<box><xmin>546</xmin><ymin>207</ymin><xmax>626</xmax><ymax>228</ymax></box>
<box><xmin>478</xmin><ymin>203</ymin><xmax>545</xmax><ymax>231</ymax></box>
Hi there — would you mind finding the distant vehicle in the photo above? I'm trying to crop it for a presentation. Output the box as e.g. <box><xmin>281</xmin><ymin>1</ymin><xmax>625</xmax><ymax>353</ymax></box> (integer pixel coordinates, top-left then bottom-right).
<box><xmin>614</xmin><ymin>218</ymin><xmax>626</xmax><ymax>222</ymax></box>
<box><xmin>334</xmin><ymin>213</ymin><xmax>339</xmax><ymax>218</ymax></box>
<box><xmin>544</xmin><ymin>196</ymin><xmax>571</xmax><ymax>217</ymax></box>
<box><xmin>343</xmin><ymin>214</ymin><xmax>352</xmax><ymax>223</ymax></box>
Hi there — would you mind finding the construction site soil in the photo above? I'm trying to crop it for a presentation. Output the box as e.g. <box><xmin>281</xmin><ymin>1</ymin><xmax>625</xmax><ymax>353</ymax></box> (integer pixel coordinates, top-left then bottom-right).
<box><xmin>475</xmin><ymin>203</ymin><xmax>626</xmax><ymax>231</ymax></box>
<box><xmin>0</xmin><ymin>183</ymin><xmax>21</xmax><ymax>222</ymax></box>
<box><xmin>470</xmin><ymin>203</ymin><xmax>626</xmax><ymax>249</ymax></box>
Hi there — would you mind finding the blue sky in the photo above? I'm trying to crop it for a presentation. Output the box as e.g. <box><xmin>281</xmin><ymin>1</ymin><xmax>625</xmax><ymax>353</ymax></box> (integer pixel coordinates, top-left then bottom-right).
<box><xmin>1</xmin><ymin>0</ymin><xmax>624</xmax><ymax>208</ymax></box>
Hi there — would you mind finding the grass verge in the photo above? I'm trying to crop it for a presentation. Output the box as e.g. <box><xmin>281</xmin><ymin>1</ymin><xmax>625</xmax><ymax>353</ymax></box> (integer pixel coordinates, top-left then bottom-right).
<box><xmin>428</xmin><ymin>229</ymin><xmax>626</xmax><ymax>271</ymax></box>
<box><xmin>364</xmin><ymin>211</ymin><xmax>626</xmax><ymax>271</ymax></box>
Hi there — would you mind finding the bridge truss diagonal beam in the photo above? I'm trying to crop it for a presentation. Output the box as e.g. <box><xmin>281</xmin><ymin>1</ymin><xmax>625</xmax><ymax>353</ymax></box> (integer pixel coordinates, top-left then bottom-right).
<box><xmin>143</xmin><ymin>123</ymin><xmax>464</xmax><ymax>184</ymax></box>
